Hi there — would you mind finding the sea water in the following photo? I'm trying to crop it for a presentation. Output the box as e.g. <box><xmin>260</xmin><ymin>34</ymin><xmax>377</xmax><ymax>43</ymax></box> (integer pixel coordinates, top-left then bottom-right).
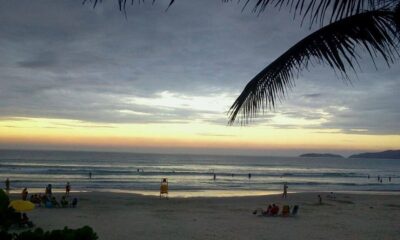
<box><xmin>0</xmin><ymin>150</ymin><xmax>399</xmax><ymax>197</ymax></box>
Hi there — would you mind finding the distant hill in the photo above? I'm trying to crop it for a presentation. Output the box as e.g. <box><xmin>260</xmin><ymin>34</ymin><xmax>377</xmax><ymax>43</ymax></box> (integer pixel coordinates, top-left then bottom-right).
<box><xmin>349</xmin><ymin>150</ymin><xmax>400</xmax><ymax>159</ymax></box>
<box><xmin>299</xmin><ymin>153</ymin><xmax>344</xmax><ymax>158</ymax></box>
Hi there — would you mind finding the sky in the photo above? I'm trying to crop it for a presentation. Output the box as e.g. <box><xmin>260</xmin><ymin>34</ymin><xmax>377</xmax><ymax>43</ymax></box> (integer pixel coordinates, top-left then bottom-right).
<box><xmin>0</xmin><ymin>0</ymin><xmax>399</xmax><ymax>157</ymax></box>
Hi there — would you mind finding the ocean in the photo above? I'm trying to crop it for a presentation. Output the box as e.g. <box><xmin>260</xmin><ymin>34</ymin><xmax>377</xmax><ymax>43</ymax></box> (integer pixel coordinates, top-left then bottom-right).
<box><xmin>0</xmin><ymin>150</ymin><xmax>399</xmax><ymax>197</ymax></box>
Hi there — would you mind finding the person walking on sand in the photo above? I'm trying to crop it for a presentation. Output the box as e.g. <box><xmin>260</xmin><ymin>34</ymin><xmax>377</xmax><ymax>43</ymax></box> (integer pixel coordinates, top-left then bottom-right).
<box><xmin>282</xmin><ymin>183</ymin><xmax>288</xmax><ymax>199</ymax></box>
<box><xmin>65</xmin><ymin>182</ymin><xmax>71</xmax><ymax>196</ymax></box>
<box><xmin>89</xmin><ymin>172</ymin><xmax>92</xmax><ymax>179</ymax></box>
<box><xmin>5</xmin><ymin>178</ymin><xmax>10</xmax><ymax>194</ymax></box>
<box><xmin>248</xmin><ymin>173</ymin><xmax>252</xmax><ymax>179</ymax></box>
<box><xmin>213</xmin><ymin>173</ymin><xmax>216</xmax><ymax>181</ymax></box>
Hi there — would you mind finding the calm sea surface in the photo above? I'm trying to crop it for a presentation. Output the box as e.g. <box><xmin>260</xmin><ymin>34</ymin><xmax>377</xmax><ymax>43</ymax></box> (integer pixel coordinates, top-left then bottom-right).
<box><xmin>0</xmin><ymin>150</ymin><xmax>399</xmax><ymax>196</ymax></box>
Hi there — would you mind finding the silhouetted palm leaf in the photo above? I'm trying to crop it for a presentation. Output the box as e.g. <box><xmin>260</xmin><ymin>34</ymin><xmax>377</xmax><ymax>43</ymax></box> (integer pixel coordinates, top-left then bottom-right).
<box><xmin>85</xmin><ymin>1</ymin><xmax>399</xmax><ymax>22</ymax></box>
<box><xmin>395</xmin><ymin>2</ymin><xmax>400</xmax><ymax>30</ymax></box>
<box><xmin>236</xmin><ymin>0</ymin><xmax>399</xmax><ymax>25</ymax></box>
<box><xmin>228</xmin><ymin>9</ymin><xmax>399</xmax><ymax>124</ymax></box>
<box><xmin>83</xmin><ymin>0</ymin><xmax>175</xmax><ymax>11</ymax></box>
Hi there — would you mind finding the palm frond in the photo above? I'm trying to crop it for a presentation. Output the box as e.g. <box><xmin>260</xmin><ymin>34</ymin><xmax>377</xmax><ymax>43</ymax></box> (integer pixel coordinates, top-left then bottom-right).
<box><xmin>228</xmin><ymin>9</ymin><xmax>399</xmax><ymax>125</ymax></box>
<box><xmin>83</xmin><ymin>0</ymin><xmax>400</xmax><ymax>24</ymax></box>
<box><xmin>235</xmin><ymin>0</ymin><xmax>400</xmax><ymax>26</ymax></box>
<box><xmin>82</xmin><ymin>0</ymin><xmax>175</xmax><ymax>11</ymax></box>
<box><xmin>395</xmin><ymin>2</ymin><xmax>400</xmax><ymax>31</ymax></box>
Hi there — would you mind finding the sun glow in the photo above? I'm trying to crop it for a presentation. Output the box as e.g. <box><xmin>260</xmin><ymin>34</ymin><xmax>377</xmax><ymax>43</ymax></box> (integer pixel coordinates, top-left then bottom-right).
<box><xmin>1</xmin><ymin>117</ymin><xmax>399</xmax><ymax>155</ymax></box>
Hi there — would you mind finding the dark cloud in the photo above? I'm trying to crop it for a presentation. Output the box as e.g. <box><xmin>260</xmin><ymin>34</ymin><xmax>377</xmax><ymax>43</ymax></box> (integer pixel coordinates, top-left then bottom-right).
<box><xmin>302</xmin><ymin>93</ymin><xmax>322</xmax><ymax>99</ymax></box>
<box><xmin>17</xmin><ymin>51</ymin><xmax>58</xmax><ymax>69</ymax></box>
<box><xmin>0</xmin><ymin>0</ymin><xmax>398</xmax><ymax>135</ymax></box>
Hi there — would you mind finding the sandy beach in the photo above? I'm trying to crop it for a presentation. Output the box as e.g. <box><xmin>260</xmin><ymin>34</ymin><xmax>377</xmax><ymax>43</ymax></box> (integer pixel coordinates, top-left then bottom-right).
<box><xmin>8</xmin><ymin>191</ymin><xmax>400</xmax><ymax>240</ymax></box>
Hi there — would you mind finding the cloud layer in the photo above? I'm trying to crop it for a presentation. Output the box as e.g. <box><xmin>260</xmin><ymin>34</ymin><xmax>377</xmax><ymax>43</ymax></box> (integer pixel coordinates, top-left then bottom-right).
<box><xmin>0</xmin><ymin>0</ymin><xmax>399</xmax><ymax>135</ymax></box>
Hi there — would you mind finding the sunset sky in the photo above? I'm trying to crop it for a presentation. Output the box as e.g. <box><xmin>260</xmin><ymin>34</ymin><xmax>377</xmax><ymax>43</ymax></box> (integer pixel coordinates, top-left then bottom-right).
<box><xmin>0</xmin><ymin>0</ymin><xmax>399</xmax><ymax>156</ymax></box>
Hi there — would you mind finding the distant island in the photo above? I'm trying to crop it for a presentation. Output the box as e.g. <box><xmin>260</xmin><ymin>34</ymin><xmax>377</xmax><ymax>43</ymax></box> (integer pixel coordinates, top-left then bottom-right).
<box><xmin>349</xmin><ymin>150</ymin><xmax>400</xmax><ymax>159</ymax></box>
<box><xmin>299</xmin><ymin>153</ymin><xmax>344</xmax><ymax>158</ymax></box>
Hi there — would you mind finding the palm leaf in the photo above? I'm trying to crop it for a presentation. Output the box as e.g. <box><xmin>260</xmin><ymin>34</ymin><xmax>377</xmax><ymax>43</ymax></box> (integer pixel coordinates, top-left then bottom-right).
<box><xmin>235</xmin><ymin>0</ymin><xmax>400</xmax><ymax>26</ymax></box>
<box><xmin>82</xmin><ymin>0</ymin><xmax>175</xmax><ymax>11</ymax></box>
<box><xmin>84</xmin><ymin>0</ymin><xmax>399</xmax><ymax>23</ymax></box>
<box><xmin>395</xmin><ymin>2</ymin><xmax>400</xmax><ymax>31</ymax></box>
<box><xmin>228</xmin><ymin>9</ymin><xmax>399</xmax><ymax>125</ymax></box>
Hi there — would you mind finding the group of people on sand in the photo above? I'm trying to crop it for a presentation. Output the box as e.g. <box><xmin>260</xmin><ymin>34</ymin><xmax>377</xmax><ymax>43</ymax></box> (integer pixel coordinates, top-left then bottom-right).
<box><xmin>263</xmin><ymin>204</ymin><xmax>281</xmax><ymax>216</ymax></box>
<box><xmin>254</xmin><ymin>203</ymin><xmax>298</xmax><ymax>217</ymax></box>
<box><xmin>9</xmin><ymin>180</ymin><xmax>78</xmax><ymax>209</ymax></box>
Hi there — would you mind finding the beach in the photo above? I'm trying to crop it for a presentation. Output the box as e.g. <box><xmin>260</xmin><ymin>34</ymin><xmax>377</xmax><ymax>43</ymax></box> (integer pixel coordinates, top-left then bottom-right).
<box><xmin>3</xmin><ymin>151</ymin><xmax>400</xmax><ymax>239</ymax></box>
<box><xmin>10</xmin><ymin>191</ymin><xmax>400</xmax><ymax>240</ymax></box>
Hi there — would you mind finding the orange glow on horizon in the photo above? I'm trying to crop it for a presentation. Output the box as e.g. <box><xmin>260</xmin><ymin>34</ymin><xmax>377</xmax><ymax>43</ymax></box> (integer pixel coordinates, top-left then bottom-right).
<box><xmin>0</xmin><ymin>117</ymin><xmax>399</xmax><ymax>154</ymax></box>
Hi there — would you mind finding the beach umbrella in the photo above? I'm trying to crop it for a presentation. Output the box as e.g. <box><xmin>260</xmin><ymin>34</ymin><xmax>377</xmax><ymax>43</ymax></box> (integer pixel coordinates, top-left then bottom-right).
<box><xmin>9</xmin><ymin>200</ymin><xmax>35</xmax><ymax>212</ymax></box>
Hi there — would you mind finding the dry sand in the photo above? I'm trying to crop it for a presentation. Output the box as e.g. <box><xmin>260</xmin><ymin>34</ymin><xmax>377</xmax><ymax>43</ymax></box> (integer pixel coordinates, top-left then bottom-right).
<box><xmin>12</xmin><ymin>192</ymin><xmax>400</xmax><ymax>240</ymax></box>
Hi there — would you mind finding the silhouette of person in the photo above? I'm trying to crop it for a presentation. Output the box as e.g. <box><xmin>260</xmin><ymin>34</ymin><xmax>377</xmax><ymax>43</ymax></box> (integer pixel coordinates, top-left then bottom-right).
<box><xmin>22</xmin><ymin>188</ymin><xmax>28</xmax><ymax>200</ymax></box>
<box><xmin>282</xmin><ymin>183</ymin><xmax>288</xmax><ymax>198</ymax></box>
<box><xmin>65</xmin><ymin>182</ymin><xmax>71</xmax><ymax>196</ymax></box>
<box><xmin>5</xmin><ymin>178</ymin><xmax>10</xmax><ymax>193</ymax></box>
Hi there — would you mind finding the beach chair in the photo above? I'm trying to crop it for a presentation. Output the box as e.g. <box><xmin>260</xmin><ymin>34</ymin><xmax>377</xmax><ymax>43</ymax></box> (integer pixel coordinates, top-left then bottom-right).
<box><xmin>291</xmin><ymin>205</ymin><xmax>299</xmax><ymax>216</ymax></box>
<box><xmin>270</xmin><ymin>205</ymin><xmax>279</xmax><ymax>216</ymax></box>
<box><xmin>160</xmin><ymin>178</ymin><xmax>169</xmax><ymax>199</ymax></box>
<box><xmin>282</xmin><ymin>205</ymin><xmax>290</xmax><ymax>217</ymax></box>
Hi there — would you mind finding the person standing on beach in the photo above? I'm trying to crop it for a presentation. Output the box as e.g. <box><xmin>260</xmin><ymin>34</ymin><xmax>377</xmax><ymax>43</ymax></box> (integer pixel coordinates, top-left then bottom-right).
<box><xmin>65</xmin><ymin>182</ymin><xmax>71</xmax><ymax>196</ymax></box>
<box><xmin>5</xmin><ymin>178</ymin><xmax>10</xmax><ymax>193</ymax></box>
<box><xmin>89</xmin><ymin>172</ymin><xmax>92</xmax><ymax>179</ymax></box>
<box><xmin>22</xmin><ymin>187</ymin><xmax>28</xmax><ymax>200</ymax></box>
<box><xmin>248</xmin><ymin>173</ymin><xmax>252</xmax><ymax>179</ymax></box>
<box><xmin>213</xmin><ymin>173</ymin><xmax>216</xmax><ymax>181</ymax></box>
<box><xmin>318</xmin><ymin>195</ymin><xmax>322</xmax><ymax>205</ymax></box>
<box><xmin>282</xmin><ymin>183</ymin><xmax>288</xmax><ymax>198</ymax></box>
<box><xmin>389</xmin><ymin>176</ymin><xmax>391</xmax><ymax>182</ymax></box>
<box><xmin>45</xmin><ymin>184</ymin><xmax>52</xmax><ymax>197</ymax></box>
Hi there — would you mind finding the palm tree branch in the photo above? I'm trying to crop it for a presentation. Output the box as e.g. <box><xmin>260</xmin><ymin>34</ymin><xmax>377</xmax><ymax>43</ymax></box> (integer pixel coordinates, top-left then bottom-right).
<box><xmin>84</xmin><ymin>0</ymin><xmax>400</xmax><ymax>24</ymax></box>
<box><xmin>228</xmin><ymin>9</ymin><xmax>399</xmax><ymax>125</ymax></box>
<box><xmin>239</xmin><ymin>0</ymin><xmax>400</xmax><ymax>26</ymax></box>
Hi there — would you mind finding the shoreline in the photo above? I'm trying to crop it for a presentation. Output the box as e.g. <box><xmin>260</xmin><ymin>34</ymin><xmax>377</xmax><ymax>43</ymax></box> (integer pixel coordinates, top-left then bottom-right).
<box><xmin>7</xmin><ymin>188</ymin><xmax>400</xmax><ymax>198</ymax></box>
